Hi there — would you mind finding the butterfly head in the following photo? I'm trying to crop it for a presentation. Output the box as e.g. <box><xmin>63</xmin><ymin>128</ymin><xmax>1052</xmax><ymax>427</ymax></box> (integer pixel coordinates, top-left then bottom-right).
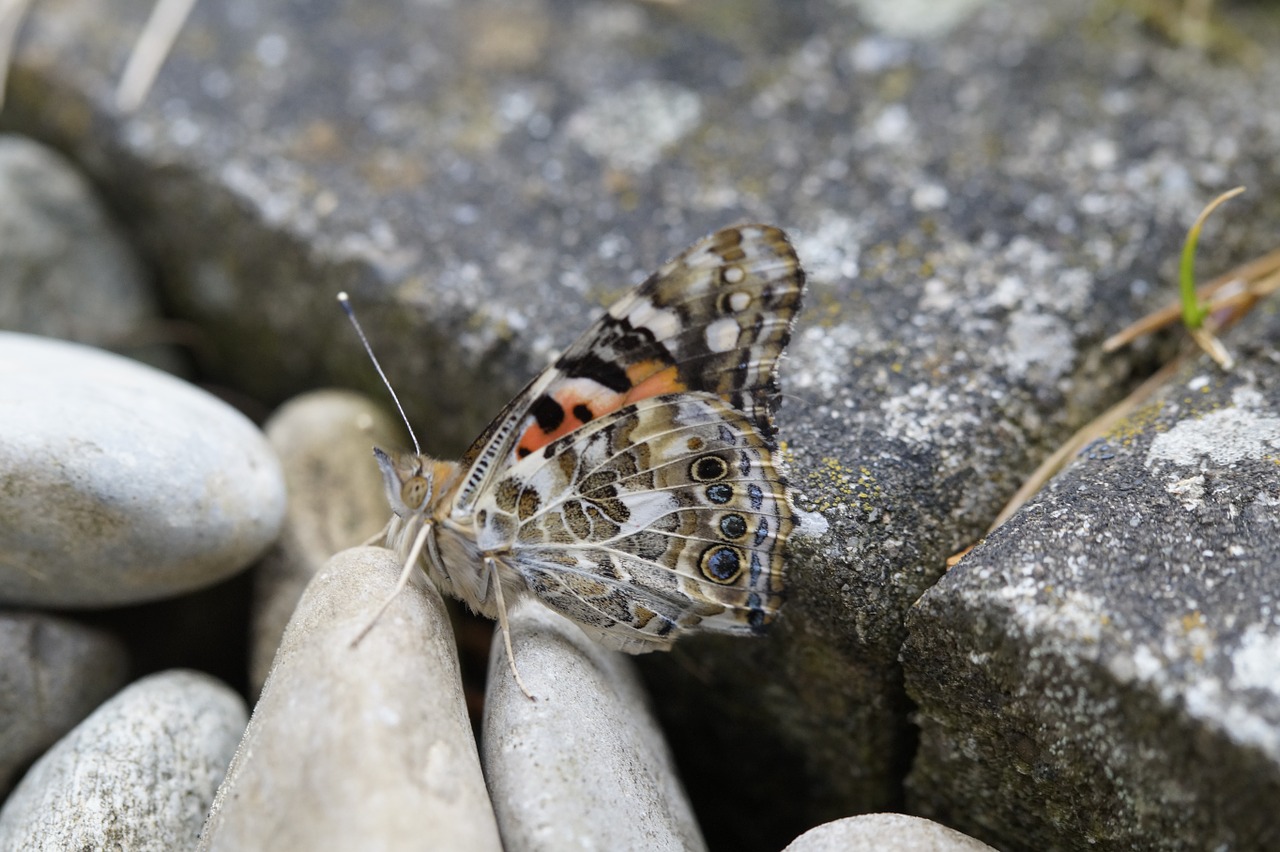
<box><xmin>374</xmin><ymin>447</ymin><xmax>439</xmax><ymax>519</ymax></box>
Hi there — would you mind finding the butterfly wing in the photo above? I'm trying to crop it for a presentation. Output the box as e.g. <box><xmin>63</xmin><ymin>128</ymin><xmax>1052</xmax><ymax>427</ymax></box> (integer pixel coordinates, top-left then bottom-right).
<box><xmin>453</xmin><ymin>224</ymin><xmax>804</xmax><ymax>514</ymax></box>
<box><xmin>471</xmin><ymin>393</ymin><xmax>792</xmax><ymax>651</ymax></box>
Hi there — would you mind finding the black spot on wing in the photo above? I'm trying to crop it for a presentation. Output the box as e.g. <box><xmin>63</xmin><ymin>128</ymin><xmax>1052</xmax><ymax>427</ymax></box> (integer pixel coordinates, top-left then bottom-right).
<box><xmin>530</xmin><ymin>394</ymin><xmax>565</xmax><ymax>432</ymax></box>
<box><xmin>561</xmin><ymin>351</ymin><xmax>632</xmax><ymax>394</ymax></box>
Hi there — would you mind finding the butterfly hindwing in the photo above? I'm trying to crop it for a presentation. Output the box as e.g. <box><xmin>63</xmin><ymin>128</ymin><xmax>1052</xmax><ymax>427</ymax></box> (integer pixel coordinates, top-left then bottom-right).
<box><xmin>471</xmin><ymin>393</ymin><xmax>792</xmax><ymax>650</ymax></box>
<box><xmin>453</xmin><ymin>224</ymin><xmax>804</xmax><ymax>513</ymax></box>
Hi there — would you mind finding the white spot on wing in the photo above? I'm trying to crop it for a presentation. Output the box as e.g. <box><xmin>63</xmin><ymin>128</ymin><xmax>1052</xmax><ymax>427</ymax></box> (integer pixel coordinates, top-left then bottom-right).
<box><xmin>728</xmin><ymin>291</ymin><xmax>751</xmax><ymax>312</ymax></box>
<box><xmin>704</xmin><ymin>317</ymin><xmax>740</xmax><ymax>353</ymax></box>
<box><xmin>723</xmin><ymin>266</ymin><xmax>745</xmax><ymax>284</ymax></box>
<box><xmin>626</xmin><ymin>299</ymin><xmax>681</xmax><ymax>340</ymax></box>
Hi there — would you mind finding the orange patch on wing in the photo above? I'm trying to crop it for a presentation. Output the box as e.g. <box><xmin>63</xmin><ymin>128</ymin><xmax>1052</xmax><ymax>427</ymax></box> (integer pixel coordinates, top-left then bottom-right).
<box><xmin>623</xmin><ymin>363</ymin><xmax>686</xmax><ymax>404</ymax></box>
<box><xmin>514</xmin><ymin>387</ymin><xmax>623</xmax><ymax>458</ymax></box>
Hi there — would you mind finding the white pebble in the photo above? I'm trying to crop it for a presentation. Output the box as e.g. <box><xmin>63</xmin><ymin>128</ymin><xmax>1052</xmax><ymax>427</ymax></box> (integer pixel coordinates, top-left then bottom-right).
<box><xmin>0</xmin><ymin>670</ymin><xmax>246</xmax><ymax>851</ymax></box>
<box><xmin>201</xmin><ymin>547</ymin><xmax>502</xmax><ymax>851</ymax></box>
<box><xmin>483</xmin><ymin>600</ymin><xmax>707</xmax><ymax>852</ymax></box>
<box><xmin>0</xmin><ymin>333</ymin><xmax>286</xmax><ymax>606</ymax></box>
<box><xmin>782</xmin><ymin>813</ymin><xmax>998</xmax><ymax>851</ymax></box>
<box><xmin>250</xmin><ymin>389</ymin><xmax>405</xmax><ymax>692</ymax></box>
<box><xmin>0</xmin><ymin>612</ymin><xmax>128</xmax><ymax>790</ymax></box>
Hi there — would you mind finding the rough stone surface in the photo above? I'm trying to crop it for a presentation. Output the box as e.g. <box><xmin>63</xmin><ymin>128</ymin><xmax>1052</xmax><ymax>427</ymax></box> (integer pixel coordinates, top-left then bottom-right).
<box><xmin>483</xmin><ymin>600</ymin><xmax>706</xmax><ymax>852</ymax></box>
<box><xmin>0</xmin><ymin>670</ymin><xmax>246</xmax><ymax>852</ymax></box>
<box><xmin>782</xmin><ymin>813</ymin><xmax>997</xmax><ymax>851</ymax></box>
<box><xmin>250</xmin><ymin>389</ymin><xmax>406</xmax><ymax>692</ymax></box>
<box><xmin>5</xmin><ymin>0</ymin><xmax>1280</xmax><ymax>846</ymax></box>
<box><xmin>0</xmin><ymin>332</ymin><xmax>286</xmax><ymax>607</ymax></box>
<box><xmin>902</xmin><ymin>299</ymin><xmax>1280</xmax><ymax>852</ymax></box>
<box><xmin>0</xmin><ymin>612</ymin><xmax>129</xmax><ymax>792</ymax></box>
<box><xmin>200</xmin><ymin>547</ymin><xmax>502</xmax><ymax>852</ymax></box>
<box><xmin>0</xmin><ymin>133</ymin><xmax>178</xmax><ymax>370</ymax></box>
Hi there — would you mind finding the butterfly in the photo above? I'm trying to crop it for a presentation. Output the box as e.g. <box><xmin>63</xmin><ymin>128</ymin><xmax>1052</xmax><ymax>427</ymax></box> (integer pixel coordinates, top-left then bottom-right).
<box><xmin>350</xmin><ymin>224</ymin><xmax>805</xmax><ymax>698</ymax></box>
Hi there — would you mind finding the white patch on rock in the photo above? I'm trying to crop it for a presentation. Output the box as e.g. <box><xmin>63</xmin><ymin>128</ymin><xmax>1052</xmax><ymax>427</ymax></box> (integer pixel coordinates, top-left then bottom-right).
<box><xmin>880</xmin><ymin>382</ymin><xmax>983</xmax><ymax>449</ymax></box>
<box><xmin>793</xmin><ymin>211</ymin><xmax>863</xmax><ymax>283</ymax></box>
<box><xmin>566</xmin><ymin>81</ymin><xmax>702</xmax><ymax>173</ymax></box>
<box><xmin>1231</xmin><ymin>625</ymin><xmax>1280</xmax><ymax>696</ymax></box>
<box><xmin>837</xmin><ymin>0</ymin><xmax>991</xmax><ymax>37</ymax></box>
<box><xmin>1146</xmin><ymin>399</ymin><xmax>1280</xmax><ymax>468</ymax></box>
<box><xmin>1165</xmin><ymin>474</ymin><xmax>1205</xmax><ymax>510</ymax></box>
<box><xmin>997</xmin><ymin>309</ymin><xmax>1074</xmax><ymax>383</ymax></box>
<box><xmin>792</xmin><ymin>506</ymin><xmax>830</xmax><ymax>539</ymax></box>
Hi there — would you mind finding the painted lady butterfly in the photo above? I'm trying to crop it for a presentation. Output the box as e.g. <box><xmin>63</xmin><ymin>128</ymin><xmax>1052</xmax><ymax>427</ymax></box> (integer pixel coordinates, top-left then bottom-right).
<box><xmin>356</xmin><ymin>224</ymin><xmax>804</xmax><ymax>697</ymax></box>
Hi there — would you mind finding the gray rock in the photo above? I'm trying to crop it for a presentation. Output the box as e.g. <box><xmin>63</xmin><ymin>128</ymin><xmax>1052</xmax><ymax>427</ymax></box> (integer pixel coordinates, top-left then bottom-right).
<box><xmin>0</xmin><ymin>134</ymin><xmax>179</xmax><ymax>371</ymax></box>
<box><xmin>9</xmin><ymin>0</ymin><xmax>1280</xmax><ymax>844</ymax></box>
<box><xmin>782</xmin><ymin>813</ymin><xmax>997</xmax><ymax>851</ymax></box>
<box><xmin>0</xmin><ymin>332</ymin><xmax>286</xmax><ymax>607</ymax></box>
<box><xmin>201</xmin><ymin>547</ymin><xmax>501</xmax><ymax>851</ymax></box>
<box><xmin>902</xmin><ymin>300</ymin><xmax>1280</xmax><ymax>851</ymax></box>
<box><xmin>0</xmin><ymin>670</ymin><xmax>246</xmax><ymax>852</ymax></box>
<box><xmin>250</xmin><ymin>389</ymin><xmax>406</xmax><ymax>692</ymax></box>
<box><xmin>482</xmin><ymin>600</ymin><xmax>706</xmax><ymax>852</ymax></box>
<box><xmin>0</xmin><ymin>612</ymin><xmax>129</xmax><ymax>792</ymax></box>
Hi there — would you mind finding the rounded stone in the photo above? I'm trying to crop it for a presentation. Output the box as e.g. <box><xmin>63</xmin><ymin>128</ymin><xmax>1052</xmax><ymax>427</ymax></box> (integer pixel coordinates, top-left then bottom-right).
<box><xmin>0</xmin><ymin>135</ymin><xmax>180</xmax><ymax>372</ymax></box>
<box><xmin>0</xmin><ymin>332</ymin><xmax>286</xmax><ymax>607</ymax></box>
<box><xmin>201</xmin><ymin>547</ymin><xmax>502</xmax><ymax>851</ymax></box>
<box><xmin>482</xmin><ymin>600</ymin><xmax>706</xmax><ymax>852</ymax></box>
<box><xmin>0</xmin><ymin>670</ymin><xmax>247</xmax><ymax>851</ymax></box>
<box><xmin>250</xmin><ymin>389</ymin><xmax>406</xmax><ymax>692</ymax></box>
<box><xmin>781</xmin><ymin>814</ymin><xmax>998</xmax><ymax>851</ymax></box>
<box><xmin>0</xmin><ymin>612</ymin><xmax>129</xmax><ymax>792</ymax></box>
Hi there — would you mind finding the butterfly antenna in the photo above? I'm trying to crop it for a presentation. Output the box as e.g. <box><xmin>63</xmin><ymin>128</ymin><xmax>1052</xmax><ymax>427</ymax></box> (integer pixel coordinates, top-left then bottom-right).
<box><xmin>337</xmin><ymin>292</ymin><xmax>421</xmax><ymax>456</ymax></box>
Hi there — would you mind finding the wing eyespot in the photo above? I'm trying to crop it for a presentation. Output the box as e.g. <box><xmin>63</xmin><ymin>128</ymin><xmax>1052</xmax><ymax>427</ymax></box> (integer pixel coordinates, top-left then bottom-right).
<box><xmin>701</xmin><ymin>545</ymin><xmax>744</xmax><ymax>584</ymax></box>
<box><xmin>705</xmin><ymin>483</ymin><xmax>734</xmax><ymax>505</ymax></box>
<box><xmin>719</xmin><ymin>513</ymin><xmax>748</xmax><ymax>540</ymax></box>
<box><xmin>690</xmin><ymin>454</ymin><xmax>729</xmax><ymax>482</ymax></box>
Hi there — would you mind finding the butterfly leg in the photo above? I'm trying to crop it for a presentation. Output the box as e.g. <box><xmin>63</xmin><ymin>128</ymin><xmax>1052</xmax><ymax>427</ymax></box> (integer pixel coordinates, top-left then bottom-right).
<box><xmin>485</xmin><ymin>554</ymin><xmax>536</xmax><ymax>701</ymax></box>
<box><xmin>350</xmin><ymin>520</ymin><xmax>432</xmax><ymax>647</ymax></box>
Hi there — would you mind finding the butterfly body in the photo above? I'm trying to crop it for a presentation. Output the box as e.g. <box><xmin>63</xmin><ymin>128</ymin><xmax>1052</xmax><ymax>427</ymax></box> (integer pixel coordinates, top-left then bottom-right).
<box><xmin>375</xmin><ymin>225</ymin><xmax>805</xmax><ymax>658</ymax></box>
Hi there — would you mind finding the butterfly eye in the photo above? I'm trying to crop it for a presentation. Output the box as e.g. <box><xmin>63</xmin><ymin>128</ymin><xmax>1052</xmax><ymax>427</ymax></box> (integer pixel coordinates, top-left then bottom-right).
<box><xmin>401</xmin><ymin>476</ymin><xmax>430</xmax><ymax>509</ymax></box>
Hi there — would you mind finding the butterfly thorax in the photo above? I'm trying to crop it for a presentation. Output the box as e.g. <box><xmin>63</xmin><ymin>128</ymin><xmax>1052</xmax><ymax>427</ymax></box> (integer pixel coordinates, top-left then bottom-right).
<box><xmin>375</xmin><ymin>448</ymin><xmax>518</xmax><ymax>619</ymax></box>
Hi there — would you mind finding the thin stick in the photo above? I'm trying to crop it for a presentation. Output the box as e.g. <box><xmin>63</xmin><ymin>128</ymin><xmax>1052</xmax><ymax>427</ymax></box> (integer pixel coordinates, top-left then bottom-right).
<box><xmin>115</xmin><ymin>0</ymin><xmax>198</xmax><ymax>112</ymax></box>
<box><xmin>338</xmin><ymin>292</ymin><xmax>421</xmax><ymax>456</ymax></box>
<box><xmin>1103</xmin><ymin>246</ymin><xmax>1280</xmax><ymax>352</ymax></box>
<box><xmin>0</xmin><ymin>0</ymin><xmax>33</xmax><ymax>112</ymax></box>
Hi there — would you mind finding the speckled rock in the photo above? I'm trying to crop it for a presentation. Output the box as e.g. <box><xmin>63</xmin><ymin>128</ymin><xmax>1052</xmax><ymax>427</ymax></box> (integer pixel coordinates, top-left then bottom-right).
<box><xmin>782</xmin><ymin>813</ymin><xmax>997</xmax><ymax>851</ymax></box>
<box><xmin>0</xmin><ymin>134</ymin><xmax>178</xmax><ymax>370</ymax></box>
<box><xmin>201</xmin><ymin>547</ymin><xmax>501</xmax><ymax>851</ymax></box>
<box><xmin>482</xmin><ymin>600</ymin><xmax>706</xmax><ymax>852</ymax></box>
<box><xmin>250</xmin><ymin>389</ymin><xmax>405</xmax><ymax>692</ymax></box>
<box><xmin>8</xmin><ymin>0</ymin><xmax>1280</xmax><ymax>845</ymax></box>
<box><xmin>0</xmin><ymin>612</ymin><xmax>129</xmax><ymax>792</ymax></box>
<box><xmin>0</xmin><ymin>332</ymin><xmax>285</xmax><ymax>607</ymax></box>
<box><xmin>0</xmin><ymin>670</ymin><xmax>246</xmax><ymax>852</ymax></box>
<box><xmin>902</xmin><ymin>300</ymin><xmax>1280</xmax><ymax>851</ymax></box>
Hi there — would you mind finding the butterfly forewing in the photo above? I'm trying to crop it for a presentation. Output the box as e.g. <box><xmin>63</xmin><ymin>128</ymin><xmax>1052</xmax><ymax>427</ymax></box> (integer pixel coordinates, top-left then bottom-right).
<box><xmin>453</xmin><ymin>224</ymin><xmax>803</xmax><ymax>513</ymax></box>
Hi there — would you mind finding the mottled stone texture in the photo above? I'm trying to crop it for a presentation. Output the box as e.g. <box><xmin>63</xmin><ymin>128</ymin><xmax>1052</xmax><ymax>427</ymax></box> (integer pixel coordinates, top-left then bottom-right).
<box><xmin>4</xmin><ymin>0</ymin><xmax>1280</xmax><ymax>847</ymax></box>
<box><xmin>903</xmin><ymin>300</ymin><xmax>1280</xmax><ymax>851</ymax></box>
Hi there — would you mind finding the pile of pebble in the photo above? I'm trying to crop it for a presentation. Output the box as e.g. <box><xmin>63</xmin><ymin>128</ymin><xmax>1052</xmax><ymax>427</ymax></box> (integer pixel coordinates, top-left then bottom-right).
<box><xmin>0</xmin><ymin>134</ymin><xmax>996</xmax><ymax>850</ymax></box>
